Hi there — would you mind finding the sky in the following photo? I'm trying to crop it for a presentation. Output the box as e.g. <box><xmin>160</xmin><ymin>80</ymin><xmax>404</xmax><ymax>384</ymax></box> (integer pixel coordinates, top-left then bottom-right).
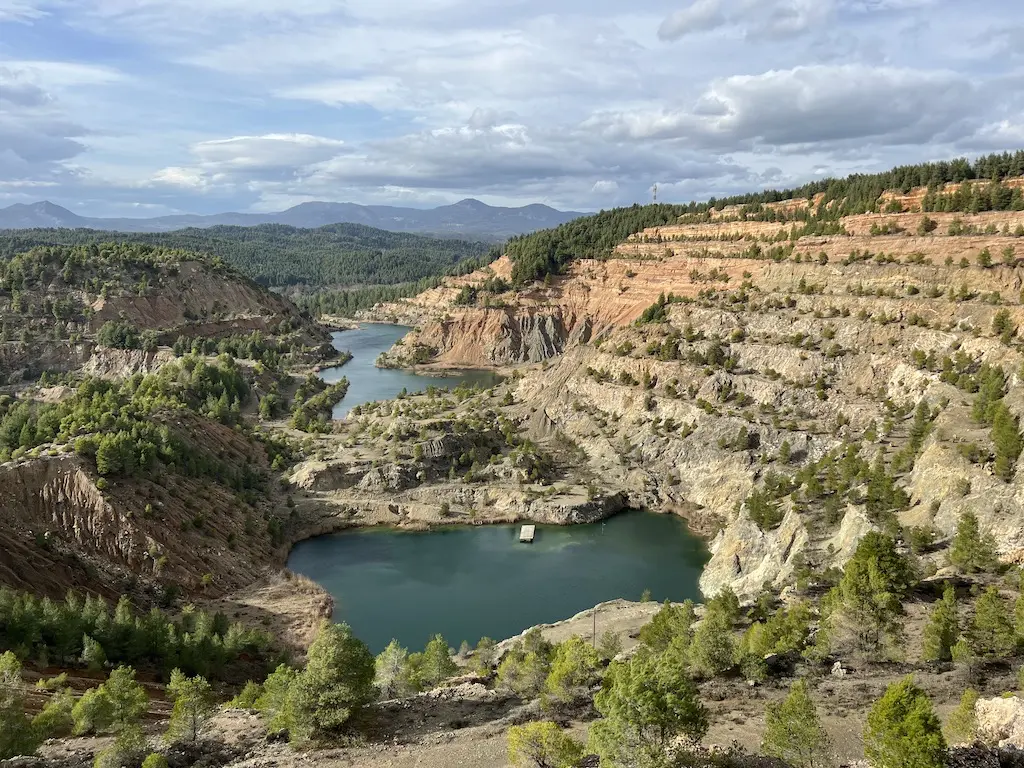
<box><xmin>0</xmin><ymin>0</ymin><xmax>1022</xmax><ymax>218</ymax></box>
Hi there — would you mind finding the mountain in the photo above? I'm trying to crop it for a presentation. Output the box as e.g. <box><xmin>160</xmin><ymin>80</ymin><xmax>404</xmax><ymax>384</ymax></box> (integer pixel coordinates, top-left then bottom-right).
<box><xmin>0</xmin><ymin>198</ymin><xmax>586</xmax><ymax>240</ymax></box>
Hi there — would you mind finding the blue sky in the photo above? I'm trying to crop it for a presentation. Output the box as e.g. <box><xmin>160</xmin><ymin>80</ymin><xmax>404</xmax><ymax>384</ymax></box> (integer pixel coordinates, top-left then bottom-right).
<box><xmin>0</xmin><ymin>0</ymin><xmax>1022</xmax><ymax>217</ymax></box>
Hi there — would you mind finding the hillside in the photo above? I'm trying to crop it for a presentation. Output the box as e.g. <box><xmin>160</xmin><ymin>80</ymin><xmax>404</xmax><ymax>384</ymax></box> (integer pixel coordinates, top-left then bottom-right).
<box><xmin>0</xmin><ymin>224</ymin><xmax>495</xmax><ymax>289</ymax></box>
<box><xmin>0</xmin><ymin>198</ymin><xmax>585</xmax><ymax>240</ymax></box>
<box><xmin>8</xmin><ymin>156</ymin><xmax>1024</xmax><ymax>768</ymax></box>
<box><xmin>0</xmin><ymin>243</ymin><xmax>342</xmax><ymax>645</ymax></box>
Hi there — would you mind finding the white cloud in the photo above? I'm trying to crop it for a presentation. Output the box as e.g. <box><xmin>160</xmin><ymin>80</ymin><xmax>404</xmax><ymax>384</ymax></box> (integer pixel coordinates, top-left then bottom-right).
<box><xmin>658</xmin><ymin>0</ymin><xmax>726</xmax><ymax>40</ymax></box>
<box><xmin>0</xmin><ymin>0</ymin><xmax>47</xmax><ymax>22</ymax></box>
<box><xmin>0</xmin><ymin>0</ymin><xmax>1020</xmax><ymax>214</ymax></box>
<box><xmin>585</xmin><ymin>65</ymin><xmax>980</xmax><ymax>151</ymax></box>
<box><xmin>276</xmin><ymin>77</ymin><xmax>408</xmax><ymax>110</ymax></box>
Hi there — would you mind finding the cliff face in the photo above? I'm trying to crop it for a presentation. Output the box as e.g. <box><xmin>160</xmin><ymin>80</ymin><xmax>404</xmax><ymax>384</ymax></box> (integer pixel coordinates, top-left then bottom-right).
<box><xmin>0</xmin><ymin>412</ymin><xmax>284</xmax><ymax>601</ymax></box>
<box><xmin>381</xmin><ymin>206</ymin><xmax>1024</xmax><ymax>599</ymax></box>
<box><xmin>379</xmin><ymin>208</ymin><xmax>1024</xmax><ymax>369</ymax></box>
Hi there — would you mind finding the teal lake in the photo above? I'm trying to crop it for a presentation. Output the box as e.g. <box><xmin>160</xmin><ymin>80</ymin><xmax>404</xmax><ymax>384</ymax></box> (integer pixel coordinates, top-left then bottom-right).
<box><xmin>318</xmin><ymin>324</ymin><xmax>501</xmax><ymax>418</ymax></box>
<box><xmin>287</xmin><ymin>512</ymin><xmax>708</xmax><ymax>653</ymax></box>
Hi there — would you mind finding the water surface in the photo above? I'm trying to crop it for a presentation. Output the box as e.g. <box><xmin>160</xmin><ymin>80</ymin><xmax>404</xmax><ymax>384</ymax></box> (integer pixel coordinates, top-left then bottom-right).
<box><xmin>319</xmin><ymin>324</ymin><xmax>501</xmax><ymax>418</ymax></box>
<box><xmin>287</xmin><ymin>512</ymin><xmax>708</xmax><ymax>653</ymax></box>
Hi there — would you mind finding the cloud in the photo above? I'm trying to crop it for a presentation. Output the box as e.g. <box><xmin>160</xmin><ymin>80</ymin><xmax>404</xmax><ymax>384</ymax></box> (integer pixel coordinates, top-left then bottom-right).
<box><xmin>0</xmin><ymin>0</ymin><xmax>47</xmax><ymax>22</ymax></box>
<box><xmin>276</xmin><ymin>77</ymin><xmax>408</xmax><ymax>110</ymax></box>
<box><xmin>0</xmin><ymin>66</ymin><xmax>91</xmax><ymax>180</ymax></box>
<box><xmin>152</xmin><ymin>134</ymin><xmax>349</xmax><ymax>188</ymax></box>
<box><xmin>585</xmin><ymin>65</ymin><xmax>980</xmax><ymax>151</ymax></box>
<box><xmin>658</xmin><ymin>0</ymin><xmax>726</xmax><ymax>40</ymax></box>
<box><xmin>0</xmin><ymin>0</ymin><xmax>1020</xmax><ymax>215</ymax></box>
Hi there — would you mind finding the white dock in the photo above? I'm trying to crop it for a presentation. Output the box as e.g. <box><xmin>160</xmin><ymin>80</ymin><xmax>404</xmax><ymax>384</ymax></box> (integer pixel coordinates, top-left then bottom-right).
<box><xmin>519</xmin><ymin>525</ymin><xmax>536</xmax><ymax>543</ymax></box>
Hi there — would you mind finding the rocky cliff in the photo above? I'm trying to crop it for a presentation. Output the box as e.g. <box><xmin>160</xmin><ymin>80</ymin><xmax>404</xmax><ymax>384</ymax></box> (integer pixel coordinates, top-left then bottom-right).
<box><xmin>379</xmin><ymin>205</ymin><xmax>1024</xmax><ymax>599</ymax></box>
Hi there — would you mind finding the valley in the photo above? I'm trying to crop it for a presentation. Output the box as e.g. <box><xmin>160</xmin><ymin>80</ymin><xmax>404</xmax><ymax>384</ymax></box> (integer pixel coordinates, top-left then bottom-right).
<box><xmin>4</xmin><ymin>153</ymin><xmax>1024</xmax><ymax>768</ymax></box>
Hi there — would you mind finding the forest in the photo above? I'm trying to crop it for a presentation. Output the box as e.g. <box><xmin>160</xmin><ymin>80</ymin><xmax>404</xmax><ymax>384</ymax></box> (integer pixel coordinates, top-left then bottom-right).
<box><xmin>506</xmin><ymin>151</ymin><xmax>1024</xmax><ymax>284</ymax></box>
<box><xmin>0</xmin><ymin>224</ymin><xmax>494</xmax><ymax>289</ymax></box>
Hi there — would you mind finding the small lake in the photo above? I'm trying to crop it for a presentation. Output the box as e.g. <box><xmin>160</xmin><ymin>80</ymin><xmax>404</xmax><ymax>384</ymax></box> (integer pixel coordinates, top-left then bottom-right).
<box><xmin>318</xmin><ymin>324</ymin><xmax>501</xmax><ymax>418</ymax></box>
<box><xmin>287</xmin><ymin>512</ymin><xmax>708</xmax><ymax>653</ymax></box>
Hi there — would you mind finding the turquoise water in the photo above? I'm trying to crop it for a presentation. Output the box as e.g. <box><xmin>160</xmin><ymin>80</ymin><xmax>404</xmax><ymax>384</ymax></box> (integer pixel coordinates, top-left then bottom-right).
<box><xmin>319</xmin><ymin>324</ymin><xmax>501</xmax><ymax>418</ymax></box>
<box><xmin>287</xmin><ymin>512</ymin><xmax>708</xmax><ymax>653</ymax></box>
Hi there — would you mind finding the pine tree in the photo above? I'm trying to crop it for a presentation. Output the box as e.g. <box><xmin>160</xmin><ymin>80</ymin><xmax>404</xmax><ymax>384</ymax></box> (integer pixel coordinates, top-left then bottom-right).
<box><xmin>864</xmin><ymin>676</ymin><xmax>946</xmax><ymax>768</ymax></box>
<box><xmin>761</xmin><ymin>679</ymin><xmax>831</xmax><ymax>768</ymax></box>
<box><xmin>507</xmin><ymin>721</ymin><xmax>584</xmax><ymax>768</ymax></box>
<box><xmin>255</xmin><ymin>664</ymin><xmax>297</xmax><ymax>734</ymax></box>
<box><xmin>991</xmin><ymin>402</ymin><xmax>1022</xmax><ymax>481</ymax></box>
<box><xmin>288</xmin><ymin>622</ymin><xmax>375</xmax><ymax>743</ymax></box>
<box><xmin>420</xmin><ymin>634</ymin><xmax>458</xmax><ymax>689</ymax></box>
<box><xmin>922</xmin><ymin>585</ymin><xmax>960</xmax><ymax>663</ymax></box>
<box><xmin>638</xmin><ymin>600</ymin><xmax>695</xmax><ymax>652</ymax></box>
<box><xmin>822</xmin><ymin>532</ymin><xmax>912</xmax><ymax>658</ymax></box>
<box><xmin>164</xmin><ymin>670</ymin><xmax>213</xmax><ymax>744</ymax></box>
<box><xmin>0</xmin><ymin>652</ymin><xmax>40</xmax><ymax>760</ymax></box>
<box><xmin>544</xmin><ymin>636</ymin><xmax>599</xmax><ymax>704</ymax></box>
<box><xmin>589</xmin><ymin>646</ymin><xmax>708</xmax><ymax>767</ymax></box>
<box><xmin>688</xmin><ymin>605</ymin><xmax>735</xmax><ymax>679</ymax></box>
<box><xmin>473</xmin><ymin>637</ymin><xmax>497</xmax><ymax>675</ymax></box>
<box><xmin>949</xmin><ymin>511</ymin><xmax>997</xmax><ymax>573</ymax></box>
<box><xmin>375</xmin><ymin>640</ymin><xmax>414</xmax><ymax>700</ymax></box>
<box><xmin>969</xmin><ymin>587</ymin><xmax>1016</xmax><ymax>658</ymax></box>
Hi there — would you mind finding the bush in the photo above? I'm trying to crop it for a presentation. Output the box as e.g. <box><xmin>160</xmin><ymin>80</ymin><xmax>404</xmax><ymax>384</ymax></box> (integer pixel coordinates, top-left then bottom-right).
<box><xmin>864</xmin><ymin>676</ymin><xmax>946</xmax><ymax>768</ymax></box>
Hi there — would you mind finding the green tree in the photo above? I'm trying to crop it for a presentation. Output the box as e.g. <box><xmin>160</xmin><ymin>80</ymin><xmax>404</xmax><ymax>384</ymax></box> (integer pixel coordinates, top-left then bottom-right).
<box><xmin>81</xmin><ymin>634</ymin><xmax>107</xmax><ymax>671</ymax></box>
<box><xmin>822</xmin><ymin>532</ymin><xmax>913</xmax><ymax>658</ymax></box>
<box><xmin>949</xmin><ymin>510</ymin><xmax>997</xmax><ymax>572</ymax></box>
<box><xmin>921</xmin><ymin>585</ymin><xmax>960</xmax><ymax>663</ymax></box>
<box><xmin>73</xmin><ymin>666</ymin><xmax>147</xmax><ymax>737</ymax></box>
<box><xmin>544</xmin><ymin>636</ymin><xmax>599</xmax><ymax>704</ymax></box>
<box><xmin>969</xmin><ymin>587</ymin><xmax>1016</xmax><ymax>658</ymax></box>
<box><xmin>944</xmin><ymin>688</ymin><xmax>979</xmax><ymax>744</ymax></box>
<box><xmin>72</xmin><ymin>687</ymin><xmax>115</xmax><ymax>736</ymax></box>
<box><xmin>864</xmin><ymin>676</ymin><xmax>946</xmax><ymax>768</ymax></box>
<box><xmin>288</xmin><ymin>622</ymin><xmax>375</xmax><ymax>743</ymax></box>
<box><xmin>508</xmin><ymin>721</ymin><xmax>584</xmax><ymax>768</ymax></box>
<box><xmin>375</xmin><ymin>640</ymin><xmax>414</xmax><ymax>700</ymax></box>
<box><xmin>597</xmin><ymin>631</ymin><xmax>623</xmax><ymax>662</ymax></box>
<box><xmin>760</xmin><ymin>679</ymin><xmax>831</xmax><ymax>768</ymax></box>
<box><xmin>473</xmin><ymin>637</ymin><xmax>497</xmax><ymax>675</ymax></box>
<box><xmin>991</xmin><ymin>402</ymin><xmax>1022</xmax><ymax>481</ymax></box>
<box><xmin>104</xmin><ymin>666</ymin><xmax>148</xmax><ymax>730</ymax></box>
<box><xmin>0</xmin><ymin>652</ymin><xmax>40</xmax><ymax>759</ymax></box>
<box><xmin>638</xmin><ymin>600</ymin><xmax>695</xmax><ymax>652</ymax></box>
<box><xmin>589</xmin><ymin>646</ymin><xmax>708</xmax><ymax>767</ymax></box>
<box><xmin>497</xmin><ymin>650</ymin><xmax>550</xmax><ymax>699</ymax></box>
<box><xmin>31</xmin><ymin>689</ymin><xmax>75</xmax><ymax>741</ymax></box>
<box><xmin>688</xmin><ymin>605</ymin><xmax>735</xmax><ymax>679</ymax></box>
<box><xmin>164</xmin><ymin>669</ymin><xmax>214</xmax><ymax>744</ymax></box>
<box><xmin>255</xmin><ymin>664</ymin><xmax>298</xmax><ymax>734</ymax></box>
<box><xmin>420</xmin><ymin>634</ymin><xmax>458</xmax><ymax>688</ymax></box>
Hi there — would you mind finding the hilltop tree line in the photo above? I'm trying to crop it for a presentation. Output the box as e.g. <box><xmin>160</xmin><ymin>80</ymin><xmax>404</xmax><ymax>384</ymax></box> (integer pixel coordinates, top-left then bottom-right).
<box><xmin>0</xmin><ymin>224</ymin><xmax>497</xmax><ymax>289</ymax></box>
<box><xmin>506</xmin><ymin>151</ymin><xmax>1024</xmax><ymax>284</ymax></box>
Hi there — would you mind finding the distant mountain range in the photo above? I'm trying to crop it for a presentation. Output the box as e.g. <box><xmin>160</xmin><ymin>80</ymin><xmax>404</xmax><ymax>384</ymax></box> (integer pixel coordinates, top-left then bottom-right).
<box><xmin>0</xmin><ymin>199</ymin><xmax>585</xmax><ymax>240</ymax></box>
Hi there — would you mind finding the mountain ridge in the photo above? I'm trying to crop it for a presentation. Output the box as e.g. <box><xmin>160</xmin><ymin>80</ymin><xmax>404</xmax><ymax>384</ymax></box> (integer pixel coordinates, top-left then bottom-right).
<box><xmin>0</xmin><ymin>198</ymin><xmax>586</xmax><ymax>240</ymax></box>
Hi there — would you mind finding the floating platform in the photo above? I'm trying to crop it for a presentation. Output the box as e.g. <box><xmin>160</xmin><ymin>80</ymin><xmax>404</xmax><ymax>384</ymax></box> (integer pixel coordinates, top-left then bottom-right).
<box><xmin>519</xmin><ymin>525</ymin><xmax>536</xmax><ymax>543</ymax></box>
